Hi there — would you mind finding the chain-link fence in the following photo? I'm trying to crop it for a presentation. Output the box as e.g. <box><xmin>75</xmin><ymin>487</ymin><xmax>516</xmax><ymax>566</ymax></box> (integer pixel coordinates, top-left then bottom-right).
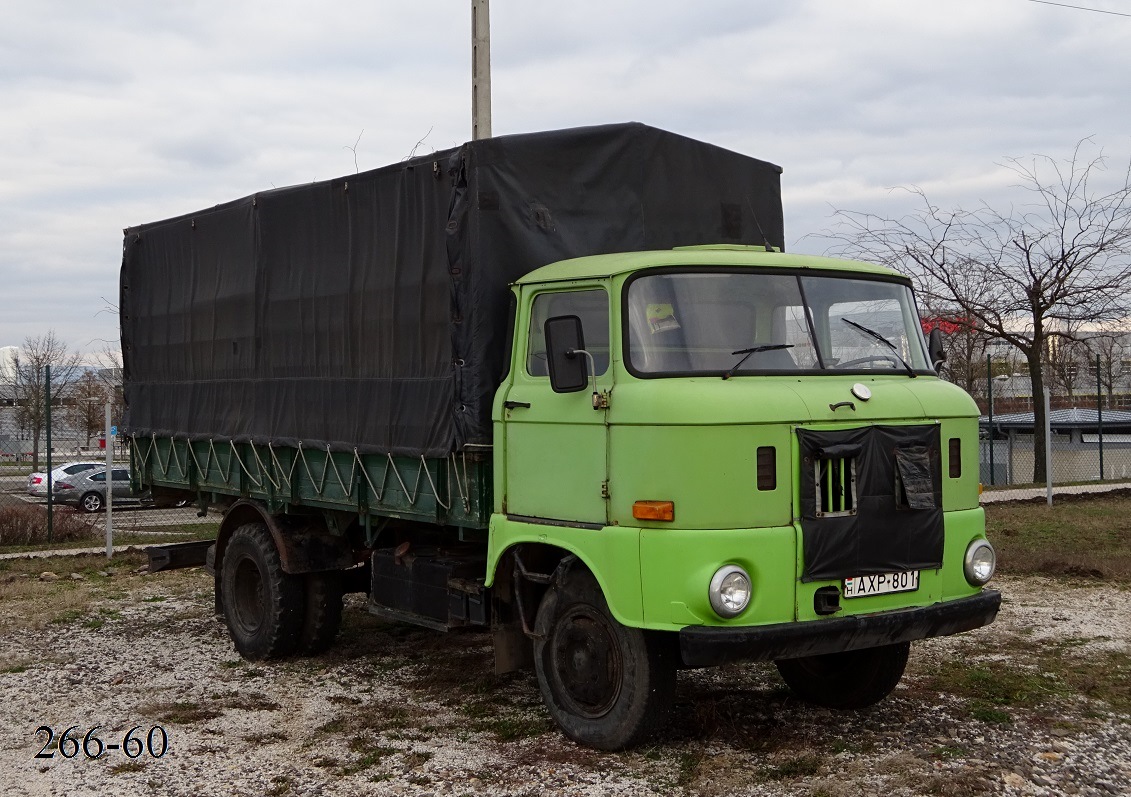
<box><xmin>979</xmin><ymin>390</ymin><xmax>1131</xmax><ymax>487</ymax></box>
<box><xmin>0</xmin><ymin>457</ymin><xmax>218</xmax><ymax>550</ymax></box>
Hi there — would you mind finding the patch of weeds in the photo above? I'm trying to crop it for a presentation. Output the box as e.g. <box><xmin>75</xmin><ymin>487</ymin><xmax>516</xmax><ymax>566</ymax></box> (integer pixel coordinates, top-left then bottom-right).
<box><xmin>265</xmin><ymin>774</ymin><xmax>294</xmax><ymax>796</ymax></box>
<box><xmin>402</xmin><ymin>749</ymin><xmax>433</xmax><ymax>769</ymax></box>
<box><xmin>82</xmin><ymin>617</ymin><xmax>105</xmax><ymax>630</ymax></box>
<box><xmin>316</xmin><ymin>699</ymin><xmax>417</xmax><ymax>739</ymax></box>
<box><xmin>478</xmin><ymin>713</ymin><xmax>550</xmax><ymax>742</ymax></box>
<box><xmin>49</xmin><ymin>609</ymin><xmax>85</xmax><ymax>625</ymax></box>
<box><xmin>2</xmin><ymin>664</ymin><xmax>29</xmax><ymax>674</ymax></box>
<box><xmin>217</xmin><ymin>691</ymin><xmax>280</xmax><ymax>712</ymax></box>
<box><xmin>327</xmin><ymin>694</ymin><xmax>362</xmax><ymax>706</ymax></box>
<box><xmin>139</xmin><ymin>700</ymin><xmax>221</xmax><ymax>724</ymax></box>
<box><xmin>931</xmin><ymin>745</ymin><xmax>967</xmax><ymax>760</ymax></box>
<box><xmin>219</xmin><ymin>660</ymin><xmax>245</xmax><ymax>669</ymax></box>
<box><xmin>243</xmin><ymin>667</ymin><xmax>267</xmax><ymax>679</ymax></box>
<box><xmin>336</xmin><ymin>741</ymin><xmax>397</xmax><ymax>776</ymax></box>
<box><xmin>109</xmin><ymin>760</ymin><xmax>147</xmax><ymax>775</ymax></box>
<box><xmin>761</xmin><ymin>752</ymin><xmax>823</xmax><ymax>780</ymax></box>
<box><xmin>243</xmin><ymin>730</ymin><xmax>287</xmax><ymax>744</ymax></box>
<box><xmin>142</xmin><ymin>596</ymin><xmax>166</xmax><ymax>603</ymax></box>
<box><xmin>969</xmin><ymin>703</ymin><xmax>1012</xmax><ymax>725</ymax></box>
<box><xmin>677</xmin><ymin>747</ymin><xmax>705</xmax><ymax>787</ymax></box>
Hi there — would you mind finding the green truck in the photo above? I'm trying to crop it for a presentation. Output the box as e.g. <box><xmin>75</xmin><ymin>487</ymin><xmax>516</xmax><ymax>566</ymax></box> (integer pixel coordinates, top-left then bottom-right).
<box><xmin>123</xmin><ymin>123</ymin><xmax>999</xmax><ymax>750</ymax></box>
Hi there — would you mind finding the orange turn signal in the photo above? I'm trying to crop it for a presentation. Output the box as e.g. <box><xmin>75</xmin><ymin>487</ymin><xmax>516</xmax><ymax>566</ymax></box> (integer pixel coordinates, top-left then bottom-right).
<box><xmin>633</xmin><ymin>500</ymin><xmax>674</xmax><ymax>522</ymax></box>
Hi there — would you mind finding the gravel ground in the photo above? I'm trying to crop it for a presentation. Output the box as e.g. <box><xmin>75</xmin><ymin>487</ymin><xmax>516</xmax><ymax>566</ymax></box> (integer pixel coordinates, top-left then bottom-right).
<box><xmin>0</xmin><ymin>560</ymin><xmax>1128</xmax><ymax>797</ymax></box>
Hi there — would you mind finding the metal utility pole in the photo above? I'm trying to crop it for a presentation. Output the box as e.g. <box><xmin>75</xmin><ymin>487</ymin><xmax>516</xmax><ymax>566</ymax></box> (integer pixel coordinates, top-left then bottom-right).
<box><xmin>46</xmin><ymin>364</ymin><xmax>53</xmax><ymax>542</ymax></box>
<box><xmin>105</xmin><ymin>402</ymin><xmax>113</xmax><ymax>558</ymax></box>
<box><xmin>472</xmin><ymin>0</ymin><xmax>492</xmax><ymax>140</ymax></box>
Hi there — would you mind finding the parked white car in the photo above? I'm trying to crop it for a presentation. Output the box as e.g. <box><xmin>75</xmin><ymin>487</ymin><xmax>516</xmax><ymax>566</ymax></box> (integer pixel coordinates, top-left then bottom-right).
<box><xmin>26</xmin><ymin>461</ymin><xmax>104</xmax><ymax>497</ymax></box>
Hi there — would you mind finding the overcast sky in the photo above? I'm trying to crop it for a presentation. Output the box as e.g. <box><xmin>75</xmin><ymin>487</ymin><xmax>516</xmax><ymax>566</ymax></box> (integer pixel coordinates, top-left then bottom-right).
<box><xmin>3</xmin><ymin>0</ymin><xmax>1130</xmax><ymax>357</ymax></box>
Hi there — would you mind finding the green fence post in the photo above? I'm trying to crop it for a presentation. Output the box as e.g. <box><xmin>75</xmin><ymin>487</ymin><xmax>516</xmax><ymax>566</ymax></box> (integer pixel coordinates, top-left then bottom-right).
<box><xmin>987</xmin><ymin>354</ymin><xmax>994</xmax><ymax>486</ymax></box>
<box><xmin>1097</xmin><ymin>353</ymin><xmax>1104</xmax><ymax>481</ymax></box>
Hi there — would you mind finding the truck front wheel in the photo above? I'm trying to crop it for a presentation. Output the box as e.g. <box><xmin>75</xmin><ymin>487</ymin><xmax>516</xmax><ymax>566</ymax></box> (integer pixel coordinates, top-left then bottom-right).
<box><xmin>533</xmin><ymin>567</ymin><xmax>674</xmax><ymax>751</ymax></box>
<box><xmin>775</xmin><ymin>641</ymin><xmax>910</xmax><ymax>709</ymax></box>
<box><xmin>220</xmin><ymin>522</ymin><xmax>303</xmax><ymax>660</ymax></box>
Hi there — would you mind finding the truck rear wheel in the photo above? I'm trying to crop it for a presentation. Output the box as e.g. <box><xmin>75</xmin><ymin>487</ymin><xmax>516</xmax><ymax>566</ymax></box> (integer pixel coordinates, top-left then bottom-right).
<box><xmin>221</xmin><ymin>522</ymin><xmax>303</xmax><ymax>660</ymax></box>
<box><xmin>533</xmin><ymin>566</ymin><xmax>674</xmax><ymax>751</ymax></box>
<box><xmin>298</xmin><ymin>572</ymin><xmax>343</xmax><ymax>656</ymax></box>
<box><xmin>775</xmin><ymin>642</ymin><xmax>910</xmax><ymax>709</ymax></box>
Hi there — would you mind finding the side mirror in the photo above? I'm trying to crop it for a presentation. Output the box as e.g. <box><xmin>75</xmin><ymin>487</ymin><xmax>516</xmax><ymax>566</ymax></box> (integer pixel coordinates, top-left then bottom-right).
<box><xmin>928</xmin><ymin>327</ymin><xmax>947</xmax><ymax>370</ymax></box>
<box><xmin>545</xmin><ymin>315</ymin><xmax>588</xmax><ymax>393</ymax></box>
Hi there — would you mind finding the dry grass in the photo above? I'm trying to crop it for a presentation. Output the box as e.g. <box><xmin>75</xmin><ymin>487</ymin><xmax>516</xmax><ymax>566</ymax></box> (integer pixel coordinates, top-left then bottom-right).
<box><xmin>0</xmin><ymin>504</ymin><xmax>99</xmax><ymax>546</ymax></box>
<box><xmin>985</xmin><ymin>492</ymin><xmax>1131</xmax><ymax>581</ymax></box>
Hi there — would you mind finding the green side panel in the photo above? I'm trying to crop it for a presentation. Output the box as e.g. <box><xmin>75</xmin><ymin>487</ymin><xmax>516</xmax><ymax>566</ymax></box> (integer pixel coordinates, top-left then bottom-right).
<box><xmin>939</xmin><ymin>418</ymin><xmax>980</xmax><ymax>511</ymax></box>
<box><xmin>608</xmin><ymin>424</ymin><xmax>792</xmax><ymax>529</ymax></box>
<box><xmin>485</xmin><ymin>514</ymin><xmax>643</xmax><ymax>626</ymax></box>
<box><xmin>638</xmin><ymin>526</ymin><xmax>797</xmax><ymax>630</ymax></box>
<box><xmin>128</xmin><ymin>436</ymin><xmax>492</xmax><ymax>528</ymax></box>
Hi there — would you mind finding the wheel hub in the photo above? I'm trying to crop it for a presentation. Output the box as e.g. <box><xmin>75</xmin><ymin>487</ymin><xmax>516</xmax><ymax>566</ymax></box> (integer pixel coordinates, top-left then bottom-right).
<box><xmin>549</xmin><ymin>605</ymin><xmax>622</xmax><ymax>718</ymax></box>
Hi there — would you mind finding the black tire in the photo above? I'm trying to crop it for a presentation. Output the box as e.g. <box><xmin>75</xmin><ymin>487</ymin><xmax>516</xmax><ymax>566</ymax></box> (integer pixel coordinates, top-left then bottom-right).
<box><xmin>775</xmin><ymin>642</ymin><xmax>910</xmax><ymax>709</ymax></box>
<box><xmin>533</xmin><ymin>566</ymin><xmax>675</xmax><ymax>751</ymax></box>
<box><xmin>220</xmin><ymin>522</ymin><xmax>303</xmax><ymax>660</ymax></box>
<box><xmin>79</xmin><ymin>492</ymin><xmax>103</xmax><ymax>513</ymax></box>
<box><xmin>298</xmin><ymin>571</ymin><xmax>344</xmax><ymax>656</ymax></box>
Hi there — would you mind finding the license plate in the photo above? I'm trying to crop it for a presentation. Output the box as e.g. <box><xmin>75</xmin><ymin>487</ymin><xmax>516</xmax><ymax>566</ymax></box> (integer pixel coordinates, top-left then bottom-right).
<box><xmin>843</xmin><ymin>570</ymin><xmax>920</xmax><ymax>598</ymax></box>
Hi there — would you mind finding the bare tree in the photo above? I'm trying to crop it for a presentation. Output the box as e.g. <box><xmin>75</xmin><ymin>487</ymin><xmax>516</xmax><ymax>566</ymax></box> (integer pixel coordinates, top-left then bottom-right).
<box><xmin>920</xmin><ymin>309</ymin><xmax>993</xmax><ymax>397</ymax></box>
<box><xmin>92</xmin><ymin>346</ymin><xmax>126</xmax><ymax>428</ymax></box>
<box><xmin>1082</xmin><ymin>329</ymin><xmax>1131</xmax><ymax>405</ymax></box>
<box><xmin>64</xmin><ymin>370</ymin><xmax>110</xmax><ymax>448</ymax></box>
<box><xmin>11</xmin><ymin>331</ymin><xmax>83</xmax><ymax>469</ymax></box>
<box><xmin>830</xmin><ymin>140</ymin><xmax>1131</xmax><ymax>482</ymax></box>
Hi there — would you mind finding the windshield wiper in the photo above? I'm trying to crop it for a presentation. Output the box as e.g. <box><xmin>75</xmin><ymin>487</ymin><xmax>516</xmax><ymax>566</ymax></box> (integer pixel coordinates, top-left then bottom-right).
<box><xmin>722</xmin><ymin>344</ymin><xmax>794</xmax><ymax>380</ymax></box>
<box><xmin>840</xmin><ymin>318</ymin><xmax>916</xmax><ymax>377</ymax></box>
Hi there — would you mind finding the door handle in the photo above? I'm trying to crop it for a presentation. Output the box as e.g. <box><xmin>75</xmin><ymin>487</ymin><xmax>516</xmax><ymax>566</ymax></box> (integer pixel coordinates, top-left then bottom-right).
<box><xmin>504</xmin><ymin>400</ymin><xmax>531</xmax><ymax>410</ymax></box>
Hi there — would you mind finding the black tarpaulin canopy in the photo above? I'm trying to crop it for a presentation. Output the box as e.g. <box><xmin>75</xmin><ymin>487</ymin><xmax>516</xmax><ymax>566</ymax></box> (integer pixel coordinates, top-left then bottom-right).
<box><xmin>120</xmin><ymin>122</ymin><xmax>784</xmax><ymax>457</ymax></box>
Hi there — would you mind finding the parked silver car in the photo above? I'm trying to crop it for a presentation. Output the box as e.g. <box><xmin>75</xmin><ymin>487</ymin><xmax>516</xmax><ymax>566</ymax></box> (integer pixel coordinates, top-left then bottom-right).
<box><xmin>26</xmin><ymin>461</ymin><xmax>104</xmax><ymax>497</ymax></box>
<box><xmin>53</xmin><ymin>467</ymin><xmax>139</xmax><ymax>513</ymax></box>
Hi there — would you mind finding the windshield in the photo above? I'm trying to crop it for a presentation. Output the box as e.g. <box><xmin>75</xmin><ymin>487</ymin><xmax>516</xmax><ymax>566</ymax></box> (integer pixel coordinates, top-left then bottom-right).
<box><xmin>625</xmin><ymin>270</ymin><xmax>931</xmax><ymax>376</ymax></box>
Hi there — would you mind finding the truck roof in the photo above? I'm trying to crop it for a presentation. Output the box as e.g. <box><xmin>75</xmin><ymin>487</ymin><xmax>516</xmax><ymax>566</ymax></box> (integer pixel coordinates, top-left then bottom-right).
<box><xmin>514</xmin><ymin>245</ymin><xmax>903</xmax><ymax>285</ymax></box>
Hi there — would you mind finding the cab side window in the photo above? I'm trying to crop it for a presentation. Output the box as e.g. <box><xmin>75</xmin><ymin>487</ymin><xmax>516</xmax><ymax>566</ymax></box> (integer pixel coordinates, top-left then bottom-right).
<box><xmin>526</xmin><ymin>290</ymin><xmax>610</xmax><ymax>377</ymax></box>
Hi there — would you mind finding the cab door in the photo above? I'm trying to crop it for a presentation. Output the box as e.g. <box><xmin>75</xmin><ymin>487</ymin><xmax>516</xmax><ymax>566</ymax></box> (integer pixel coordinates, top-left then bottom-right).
<box><xmin>502</xmin><ymin>287</ymin><xmax>611</xmax><ymax>525</ymax></box>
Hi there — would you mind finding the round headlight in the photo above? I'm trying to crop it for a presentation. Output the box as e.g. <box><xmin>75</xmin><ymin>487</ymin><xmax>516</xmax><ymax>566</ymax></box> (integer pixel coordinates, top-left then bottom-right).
<box><xmin>709</xmin><ymin>565</ymin><xmax>751</xmax><ymax>618</ymax></box>
<box><xmin>964</xmin><ymin>539</ymin><xmax>996</xmax><ymax>586</ymax></box>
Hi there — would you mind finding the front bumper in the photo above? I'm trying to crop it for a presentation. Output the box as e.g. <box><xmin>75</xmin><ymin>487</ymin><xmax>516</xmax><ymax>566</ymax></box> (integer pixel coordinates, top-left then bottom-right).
<box><xmin>680</xmin><ymin>589</ymin><xmax>1001</xmax><ymax>668</ymax></box>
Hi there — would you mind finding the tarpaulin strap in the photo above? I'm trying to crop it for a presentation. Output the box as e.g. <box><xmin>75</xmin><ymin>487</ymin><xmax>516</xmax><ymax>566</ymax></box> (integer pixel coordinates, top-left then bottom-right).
<box><xmin>420</xmin><ymin>455</ymin><xmax>451</xmax><ymax>511</ymax></box>
<box><xmin>385</xmin><ymin>453</ymin><xmax>425</xmax><ymax>506</ymax></box>
<box><xmin>151</xmin><ymin>434</ymin><xmax>172</xmax><ymax>477</ymax></box>
<box><xmin>250</xmin><ymin>444</ymin><xmax>281</xmax><ymax>491</ymax></box>
<box><xmin>268</xmin><ymin>443</ymin><xmax>299</xmax><ymax>491</ymax></box>
<box><xmin>213</xmin><ymin>440</ymin><xmax>234</xmax><ymax>483</ymax></box>
<box><xmin>171</xmin><ymin>442</ymin><xmax>189</xmax><ymax>480</ymax></box>
<box><xmin>354</xmin><ymin>448</ymin><xmax>384</xmax><ymax>503</ymax></box>
<box><xmin>131</xmin><ymin>436</ymin><xmax>151</xmax><ymax>470</ymax></box>
<box><xmin>450</xmin><ymin>452</ymin><xmax>471</xmax><ymax>514</ymax></box>
<box><xmin>185</xmin><ymin>440</ymin><xmax>211</xmax><ymax>482</ymax></box>
<box><xmin>295</xmin><ymin>444</ymin><xmax>328</xmax><ymax>496</ymax></box>
<box><xmin>326</xmin><ymin>445</ymin><xmax>355</xmax><ymax>499</ymax></box>
<box><xmin>228</xmin><ymin>441</ymin><xmax>264</xmax><ymax>489</ymax></box>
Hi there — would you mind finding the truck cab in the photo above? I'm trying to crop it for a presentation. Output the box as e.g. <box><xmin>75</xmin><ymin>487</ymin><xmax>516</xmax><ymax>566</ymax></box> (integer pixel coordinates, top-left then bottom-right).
<box><xmin>488</xmin><ymin>245</ymin><xmax>999</xmax><ymax>748</ymax></box>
